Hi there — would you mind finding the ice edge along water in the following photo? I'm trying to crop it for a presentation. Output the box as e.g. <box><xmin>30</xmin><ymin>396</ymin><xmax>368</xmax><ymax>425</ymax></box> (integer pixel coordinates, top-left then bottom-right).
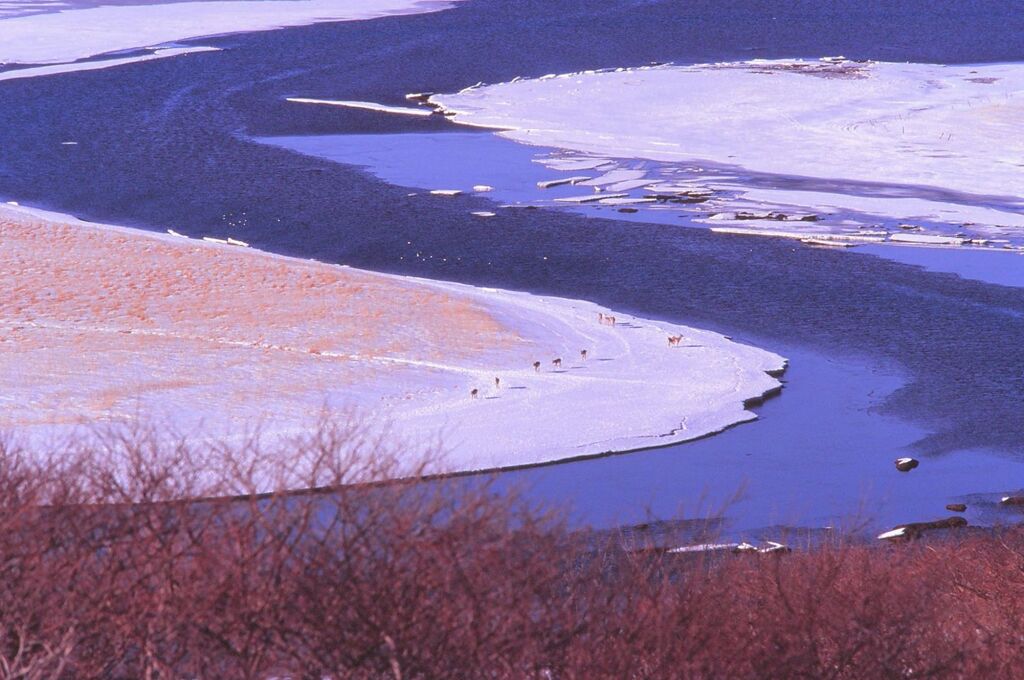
<box><xmin>0</xmin><ymin>202</ymin><xmax>786</xmax><ymax>478</ymax></box>
<box><xmin>429</xmin><ymin>59</ymin><xmax>1024</xmax><ymax>244</ymax></box>
<box><xmin>0</xmin><ymin>0</ymin><xmax>464</xmax><ymax>67</ymax></box>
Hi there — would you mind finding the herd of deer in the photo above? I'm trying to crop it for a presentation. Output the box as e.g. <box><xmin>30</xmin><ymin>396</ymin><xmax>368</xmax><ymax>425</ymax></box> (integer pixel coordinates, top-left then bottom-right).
<box><xmin>469</xmin><ymin>312</ymin><xmax>680</xmax><ymax>398</ymax></box>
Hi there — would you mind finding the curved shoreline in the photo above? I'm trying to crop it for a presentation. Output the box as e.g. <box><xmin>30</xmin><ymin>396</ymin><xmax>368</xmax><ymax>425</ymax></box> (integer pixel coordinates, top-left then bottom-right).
<box><xmin>0</xmin><ymin>0</ymin><xmax>464</xmax><ymax>66</ymax></box>
<box><xmin>1</xmin><ymin>202</ymin><xmax>785</xmax><ymax>478</ymax></box>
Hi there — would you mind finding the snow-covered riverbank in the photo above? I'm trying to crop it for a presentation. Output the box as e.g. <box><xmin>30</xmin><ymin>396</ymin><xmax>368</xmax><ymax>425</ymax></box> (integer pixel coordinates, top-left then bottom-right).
<box><xmin>0</xmin><ymin>203</ymin><xmax>785</xmax><ymax>477</ymax></box>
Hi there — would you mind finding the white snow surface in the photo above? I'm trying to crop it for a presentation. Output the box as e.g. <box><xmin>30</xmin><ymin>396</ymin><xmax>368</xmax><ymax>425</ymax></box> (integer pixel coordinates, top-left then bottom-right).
<box><xmin>433</xmin><ymin>60</ymin><xmax>1024</xmax><ymax>225</ymax></box>
<box><xmin>0</xmin><ymin>0</ymin><xmax>461</xmax><ymax>66</ymax></box>
<box><xmin>1</xmin><ymin>203</ymin><xmax>785</xmax><ymax>477</ymax></box>
<box><xmin>0</xmin><ymin>45</ymin><xmax>219</xmax><ymax>81</ymax></box>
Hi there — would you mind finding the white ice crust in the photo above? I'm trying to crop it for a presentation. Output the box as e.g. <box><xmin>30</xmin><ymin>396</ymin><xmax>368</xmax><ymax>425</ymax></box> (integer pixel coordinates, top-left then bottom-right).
<box><xmin>433</xmin><ymin>60</ymin><xmax>1024</xmax><ymax>229</ymax></box>
<box><xmin>0</xmin><ymin>0</ymin><xmax>461</xmax><ymax>66</ymax></box>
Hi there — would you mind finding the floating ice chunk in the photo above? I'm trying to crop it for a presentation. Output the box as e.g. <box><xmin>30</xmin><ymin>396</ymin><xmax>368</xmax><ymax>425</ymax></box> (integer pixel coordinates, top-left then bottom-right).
<box><xmin>607</xmin><ymin>179</ymin><xmax>654</xmax><ymax>192</ymax></box>
<box><xmin>430</xmin><ymin>189</ymin><xmax>463</xmax><ymax>197</ymax></box>
<box><xmin>801</xmin><ymin>238</ymin><xmax>854</xmax><ymax>248</ymax></box>
<box><xmin>598</xmin><ymin>197</ymin><xmax>657</xmax><ymax>206</ymax></box>
<box><xmin>6</xmin><ymin>201</ymin><xmax>19</xmax><ymax>206</ymax></box>
<box><xmin>202</xmin><ymin>236</ymin><xmax>228</xmax><ymax>244</ymax></box>
<box><xmin>227</xmin><ymin>237</ymin><xmax>250</xmax><ymax>247</ymax></box>
<box><xmin>537</xmin><ymin>157</ymin><xmax>610</xmax><ymax>171</ymax></box>
<box><xmin>711</xmin><ymin>227</ymin><xmax>886</xmax><ymax>243</ymax></box>
<box><xmin>472</xmin><ymin>184</ymin><xmax>494</xmax><ymax>192</ymax></box>
<box><xmin>471</xmin><ymin>211</ymin><xmax>496</xmax><ymax>218</ymax></box>
<box><xmin>61</xmin><ymin>141</ymin><xmax>78</xmax><ymax>146</ymax></box>
<box><xmin>577</xmin><ymin>169</ymin><xmax>647</xmax><ymax>187</ymax></box>
<box><xmin>759</xmin><ymin>541</ymin><xmax>791</xmax><ymax>554</ymax></box>
<box><xmin>877</xmin><ymin>527</ymin><xmax>907</xmax><ymax>541</ymax></box>
<box><xmin>645</xmin><ymin>184</ymin><xmax>713</xmax><ymax>196</ymax></box>
<box><xmin>286</xmin><ymin>97</ymin><xmax>433</xmax><ymax>117</ymax></box>
<box><xmin>667</xmin><ymin>543</ymin><xmax>741</xmax><ymax>554</ymax></box>
<box><xmin>537</xmin><ymin>176</ymin><xmax>590</xmax><ymax>189</ymax></box>
<box><xmin>889</xmin><ymin>233</ymin><xmax>965</xmax><ymax>246</ymax></box>
<box><xmin>166</xmin><ymin>229</ymin><xmax>188</xmax><ymax>239</ymax></box>
<box><xmin>554</xmin><ymin>193</ymin><xmax>628</xmax><ymax>204</ymax></box>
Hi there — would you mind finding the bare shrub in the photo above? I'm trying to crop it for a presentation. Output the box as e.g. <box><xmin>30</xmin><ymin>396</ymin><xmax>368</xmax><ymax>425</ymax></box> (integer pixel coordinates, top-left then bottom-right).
<box><xmin>0</xmin><ymin>421</ymin><xmax>1023</xmax><ymax>678</ymax></box>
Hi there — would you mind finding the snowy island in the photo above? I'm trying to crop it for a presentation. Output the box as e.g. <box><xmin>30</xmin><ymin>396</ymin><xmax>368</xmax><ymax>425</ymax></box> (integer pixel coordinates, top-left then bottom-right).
<box><xmin>0</xmin><ymin>203</ymin><xmax>785</xmax><ymax>477</ymax></box>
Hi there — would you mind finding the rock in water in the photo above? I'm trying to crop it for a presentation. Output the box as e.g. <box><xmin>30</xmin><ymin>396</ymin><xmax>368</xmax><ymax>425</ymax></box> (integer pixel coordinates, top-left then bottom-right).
<box><xmin>895</xmin><ymin>457</ymin><xmax>919</xmax><ymax>472</ymax></box>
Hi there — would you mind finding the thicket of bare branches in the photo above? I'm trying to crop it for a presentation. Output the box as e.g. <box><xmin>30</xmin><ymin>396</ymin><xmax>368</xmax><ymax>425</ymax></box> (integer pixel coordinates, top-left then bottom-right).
<box><xmin>1</xmin><ymin>420</ymin><xmax>1023</xmax><ymax>678</ymax></box>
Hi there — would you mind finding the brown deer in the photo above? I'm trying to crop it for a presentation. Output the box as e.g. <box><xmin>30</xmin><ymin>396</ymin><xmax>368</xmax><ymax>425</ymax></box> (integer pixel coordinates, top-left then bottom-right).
<box><xmin>533</xmin><ymin>361</ymin><xmax>541</xmax><ymax>372</ymax></box>
<box><xmin>470</xmin><ymin>388</ymin><xmax>479</xmax><ymax>399</ymax></box>
<box><xmin>552</xmin><ymin>358</ymin><xmax>562</xmax><ymax>369</ymax></box>
<box><xmin>580</xmin><ymin>349</ymin><xmax>588</xmax><ymax>361</ymax></box>
<box><xmin>494</xmin><ymin>377</ymin><xmax>501</xmax><ymax>389</ymax></box>
<box><xmin>668</xmin><ymin>335</ymin><xmax>683</xmax><ymax>347</ymax></box>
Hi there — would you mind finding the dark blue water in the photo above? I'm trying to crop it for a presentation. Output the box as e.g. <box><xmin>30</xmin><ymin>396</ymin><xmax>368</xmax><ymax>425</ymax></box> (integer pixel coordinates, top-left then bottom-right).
<box><xmin>497</xmin><ymin>342</ymin><xmax>1022</xmax><ymax>536</ymax></box>
<box><xmin>256</xmin><ymin>128</ymin><xmax>1024</xmax><ymax>534</ymax></box>
<box><xmin>2</xmin><ymin>0</ymin><xmax>1024</xmax><ymax>531</ymax></box>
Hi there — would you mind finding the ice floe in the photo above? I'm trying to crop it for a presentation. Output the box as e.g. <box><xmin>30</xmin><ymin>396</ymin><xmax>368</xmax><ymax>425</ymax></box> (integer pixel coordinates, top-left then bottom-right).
<box><xmin>432</xmin><ymin>59</ymin><xmax>1024</xmax><ymax>245</ymax></box>
<box><xmin>537</xmin><ymin>176</ymin><xmax>590</xmax><ymax>189</ymax></box>
<box><xmin>554</xmin><ymin>193</ymin><xmax>628</xmax><ymax>204</ymax></box>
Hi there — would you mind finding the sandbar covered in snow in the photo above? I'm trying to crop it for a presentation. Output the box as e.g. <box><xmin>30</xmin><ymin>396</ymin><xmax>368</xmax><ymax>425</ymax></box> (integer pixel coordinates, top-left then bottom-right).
<box><xmin>431</xmin><ymin>60</ymin><xmax>1024</xmax><ymax>242</ymax></box>
<box><xmin>0</xmin><ymin>204</ymin><xmax>784</xmax><ymax>478</ymax></box>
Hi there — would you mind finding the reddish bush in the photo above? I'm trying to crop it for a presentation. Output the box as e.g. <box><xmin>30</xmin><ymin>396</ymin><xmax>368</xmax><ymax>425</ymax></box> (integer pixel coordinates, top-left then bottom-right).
<box><xmin>0</xmin><ymin>424</ymin><xmax>1022</xmax><ymax>678</ymax></box>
